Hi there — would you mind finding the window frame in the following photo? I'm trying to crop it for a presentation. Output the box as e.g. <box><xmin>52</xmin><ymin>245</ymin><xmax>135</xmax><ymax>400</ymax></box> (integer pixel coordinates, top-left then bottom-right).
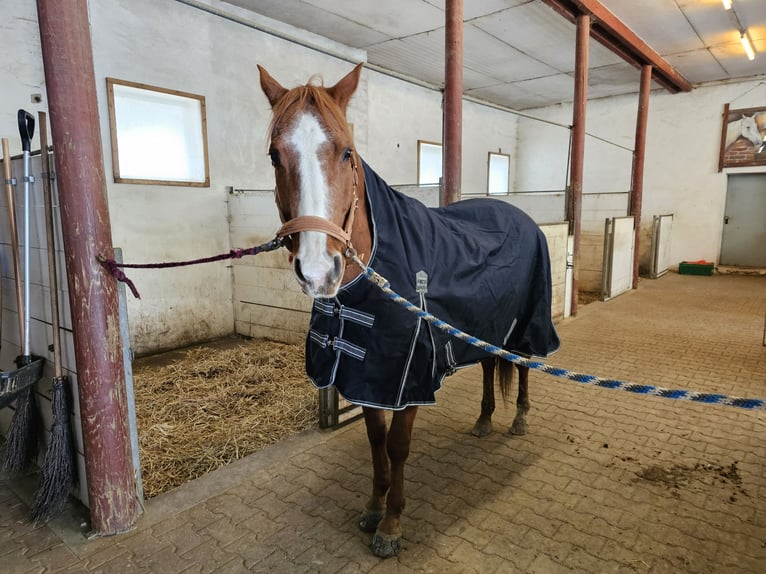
<box><xmin>106</xmin><ymin>77</ymin><xmax>210</xmax><ymax>187</ymax></box>
<box><xmin>487</xmin><ymin>151</ymin><xmax>511</xmax><ymax>196</ymax></box>
<box><xmin>417</xmin><ymin>140</ymin><xmax>442</xmax><ymax>187</ymax></box>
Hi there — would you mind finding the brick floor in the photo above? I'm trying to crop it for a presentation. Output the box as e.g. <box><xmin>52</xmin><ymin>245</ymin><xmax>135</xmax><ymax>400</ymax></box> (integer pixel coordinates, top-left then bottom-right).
<box><xmin>2</xmin><ymin>273</ymin><xmax>765</xmax><ymax>573</ymax></box>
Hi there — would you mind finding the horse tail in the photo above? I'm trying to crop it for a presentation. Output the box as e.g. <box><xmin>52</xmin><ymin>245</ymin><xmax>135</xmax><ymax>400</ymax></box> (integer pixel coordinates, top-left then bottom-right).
<box><xmin>497</xmin><ymin>357</ymin><xmax>515</xmax><ymax>404</ymax></box>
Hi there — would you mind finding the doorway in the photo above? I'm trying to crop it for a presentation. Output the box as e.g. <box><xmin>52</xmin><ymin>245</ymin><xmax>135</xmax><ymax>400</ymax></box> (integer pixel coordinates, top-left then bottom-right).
<box><xmin>720</xmin><ymin>173</ymin><xmax>766</xmax><ymax>267</ymax></box>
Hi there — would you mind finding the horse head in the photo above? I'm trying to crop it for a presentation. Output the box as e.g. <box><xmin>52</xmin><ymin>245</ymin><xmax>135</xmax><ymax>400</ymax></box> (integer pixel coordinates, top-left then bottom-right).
<box><xmin>258</xmin><ymin>64</ymin><xmax>366</xmax><ymax>298</ymax></box>
<box><xmin>740</xmin><ymin>114</ymin><xmax>763</xmax><ymax>148</ymax></box>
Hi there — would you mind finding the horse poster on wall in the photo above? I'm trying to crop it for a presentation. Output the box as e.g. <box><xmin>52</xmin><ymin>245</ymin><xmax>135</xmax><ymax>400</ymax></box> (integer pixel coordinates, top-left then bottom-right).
<box><xmin>718</xmin><ymin>103</ymin><xmax>766</xmax><ymax>171</ymax></box>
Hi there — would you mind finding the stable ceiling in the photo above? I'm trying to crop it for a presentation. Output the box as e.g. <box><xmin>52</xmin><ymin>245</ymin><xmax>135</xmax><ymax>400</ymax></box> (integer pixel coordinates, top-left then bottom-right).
<box><xmin>224</xmin><ymin>0</ymin><xmax>766</xmax><ymax>110</ymax></box>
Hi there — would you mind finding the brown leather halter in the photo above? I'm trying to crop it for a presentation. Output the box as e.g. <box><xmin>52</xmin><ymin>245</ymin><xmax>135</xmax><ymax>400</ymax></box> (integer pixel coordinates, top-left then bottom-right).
<box><xmin>275</xmin><ymin>154</ymin><xmax>359</xmax><ymax>257</ymax></box>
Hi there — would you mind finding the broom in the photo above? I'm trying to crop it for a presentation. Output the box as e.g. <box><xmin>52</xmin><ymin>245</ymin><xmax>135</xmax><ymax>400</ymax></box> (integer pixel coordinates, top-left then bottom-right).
<box><xmin>1</xmin><ymin>121</ymin><xmax>41</xmax><ymax>477</ymax></box>
<box><xmin>31</xmin><ymin>112</ymin><xmax>74</xmax><ymax>524</ymax></box>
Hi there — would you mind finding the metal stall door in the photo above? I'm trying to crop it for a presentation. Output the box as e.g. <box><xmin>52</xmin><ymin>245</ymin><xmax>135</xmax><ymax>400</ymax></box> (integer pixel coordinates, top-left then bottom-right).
<box><xmin>650</xmin><ymin>214</ymin><xmax>673</xmax><ymax>278</ymax></box>
<box><xmin>601</xmin><ymin>216</ymin><xmax>635</xmax><ymax>300</ymax></box>
<box><xmin>720</xmin><ymin>173</ymin><xmax>766</xmax><ymax>267</ymax></box>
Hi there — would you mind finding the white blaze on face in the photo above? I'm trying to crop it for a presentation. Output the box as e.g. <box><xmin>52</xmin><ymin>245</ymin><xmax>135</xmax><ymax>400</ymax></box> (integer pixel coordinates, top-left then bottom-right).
<box><xmin>288</xmin><ymin>112</ymin><xmax>336</xmax><ymax>294</ymax></box>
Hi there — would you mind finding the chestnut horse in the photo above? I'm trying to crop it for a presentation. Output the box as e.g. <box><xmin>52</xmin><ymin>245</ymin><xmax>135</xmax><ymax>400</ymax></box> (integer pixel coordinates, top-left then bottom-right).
<box><xmin>258</xmin><ymin>63</ymin><xmax>559</xmax><ymax>558</ymax></box>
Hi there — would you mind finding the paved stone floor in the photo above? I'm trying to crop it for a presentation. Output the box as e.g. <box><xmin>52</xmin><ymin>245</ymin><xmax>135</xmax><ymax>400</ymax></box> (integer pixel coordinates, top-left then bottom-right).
<box><xmin>2</xmin><ymin>273</ymin><xmax>765</xmax><ymax>573</ymax></box>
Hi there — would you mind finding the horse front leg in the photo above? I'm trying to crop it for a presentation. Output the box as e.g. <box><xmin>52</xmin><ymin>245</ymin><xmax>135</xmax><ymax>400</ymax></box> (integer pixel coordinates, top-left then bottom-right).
<box><xmin>509</xmin><ymin>364</ymin><xmax>530</xmax><ymax>435</ymax></box>
<box><xmin>471</xmin><ymin>358</ymin><xmax>496</xmax><ymax>437</ymax></box>
<box><xmin>371</xmin><ymin>405</ymin><xmax>418</xmax><ymax>559</ymax></box>
<box><xmin>359</xmin><ymin>406</ymin><xmax>389</xmax><ymax>533</ymax></box>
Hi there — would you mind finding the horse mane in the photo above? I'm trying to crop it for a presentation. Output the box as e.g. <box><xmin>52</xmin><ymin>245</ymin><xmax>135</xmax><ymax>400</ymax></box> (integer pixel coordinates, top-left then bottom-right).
<box><xmin>268</xmin><ymin>81</ymin><xmax>353</xmax><ymax>143</ymax></box>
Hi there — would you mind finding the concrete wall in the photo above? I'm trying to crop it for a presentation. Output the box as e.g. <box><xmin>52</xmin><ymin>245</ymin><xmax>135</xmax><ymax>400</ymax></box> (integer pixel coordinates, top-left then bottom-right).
<box><xmin>89</xmin><ymin>0</ymin><xmax>301</xmax><ymax>356</ymax></box>
<box><xmin>540</xmin><ymin>223</ymin><xmax>569</xmax><ymax>321</ymax></box>
<box><xmin>520</xmin><ymin>77</ymin><xmax>766</xmax><ymax>275</ymax></box>
<box><xmin>0</xmin><ymin>0</ymin><xmax>526</xmax><ymax>356</ymax></box>
<box><xmin>3</xmin><ymin>0</ymin><xmax>764</xmax><ymax>353</ymax></box>
<box><xmin>0</xmin><ymin>1</ymin><xmax>46</xmax><ymax>156</ymax></box>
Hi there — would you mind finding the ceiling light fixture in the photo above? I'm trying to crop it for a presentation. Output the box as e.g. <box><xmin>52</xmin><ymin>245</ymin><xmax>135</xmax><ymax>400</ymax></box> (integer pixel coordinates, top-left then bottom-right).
<box><xmin>722</xmin><ymin>0</ymin><xmax>732</xmax><ymax>10</ymax></box>
<box><xmin>741</xmin><ymin>33</ymin><xmax>756</xmax><ymax>61</ymax></box>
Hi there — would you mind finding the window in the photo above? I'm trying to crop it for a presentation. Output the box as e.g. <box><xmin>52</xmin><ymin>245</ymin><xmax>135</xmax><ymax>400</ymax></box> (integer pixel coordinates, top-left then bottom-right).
<box><xmin>418</xmin><ymin>141</ymin><xmax>442</xmax><ymax>186</ymax></box>
<box><xmin>487</xmin><ymin>152</ymin><xmax>510</xmax><ymax>195</ymax></box>
<box><xmin>107</xmin><ymin>78</ymin><xmax>209</xmax><ymax>186</ymax></box>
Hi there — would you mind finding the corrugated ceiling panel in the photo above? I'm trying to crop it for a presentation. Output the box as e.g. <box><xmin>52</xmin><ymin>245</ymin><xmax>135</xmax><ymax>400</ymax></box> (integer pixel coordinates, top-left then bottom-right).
<box><xmin>368</xmin><ymin>36</ymin><xmax>445</xmax><ymax>86</ymax></box>
<box><xmin>225</xmin><ymin>0</ymin><xmax>389</xmax><ymax>47</ymax></box>
<box><xmin>303</xmin><ymin>0</ymin><xmax>444</xmax><ymax>39</ymax></box>
<box><xmin>664</xmin><ymin>51</ymin><xmax>727</xmax><ymax>85</ymax></box>
<box><xmin>223</xmin><ymin>0</ymin><xmax>766</xmax><ymax>108</ymax></box>
<box><xmin>426</xmin><ymin>0</ymin><xmax>529</xmax><ymax>21</ymax></box>
<box><xmin>474</xmin><ymin>2</ymin><xmax>622</xmax><ymax>72</ymax></box>
<box><xmin>463</xmin><ymin>24</ymin><xmax>560</xmax><ymax>82</ymax></box>
<box><xmin>712</xmin><ymin>42</ymin><xmax>766</xmax><ymax>78</ymax></box>
<box><xmin>600</xmin><ymin>0</ymin><xmax>704</xmax><ymax>54</ymax></box>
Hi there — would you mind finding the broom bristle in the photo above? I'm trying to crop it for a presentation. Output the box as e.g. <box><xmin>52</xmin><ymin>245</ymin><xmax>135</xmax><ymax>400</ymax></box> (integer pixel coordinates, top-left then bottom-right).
<box><xmin>31</xmin><ymin>377</ymin><xmax>75</xmax><ymax>524</ymax></box>
<box><xmin>1</xmin><ymin>386</ymin><xmax>39</xmax><ymax>477</ymax></box>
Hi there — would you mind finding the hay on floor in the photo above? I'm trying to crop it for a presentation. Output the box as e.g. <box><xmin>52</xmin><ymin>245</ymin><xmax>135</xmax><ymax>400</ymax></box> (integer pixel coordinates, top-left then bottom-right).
<box><xmin>133</xmin><ymin>339</ymin><xmax>316</xmax><ymax>498</ymax></box>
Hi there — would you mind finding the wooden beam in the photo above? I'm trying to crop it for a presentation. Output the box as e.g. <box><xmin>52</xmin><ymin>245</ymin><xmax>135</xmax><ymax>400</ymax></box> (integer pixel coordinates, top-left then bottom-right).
<box><xmin>568</xmin><ymin>13</ymin><xmax>590</xmax><ymax>317</ymax></box>
<box><xmin>442</xmin><ymin>0</ymin><xmax>463</xmax><ymax>206</ymax></box>
<box><xmin>541</xmin><ymin>0</ymin><xmax>692</xmax><ymax>94</ymax></box>
<box><xmin>630</xmin><ymin>65</ymin><xmax>652</xmax><ymax>289</ymax></box>
<box><xmin>37</xmin><ymin>0</ymin><xmax>139</xmax><ymax>535</ymax></box>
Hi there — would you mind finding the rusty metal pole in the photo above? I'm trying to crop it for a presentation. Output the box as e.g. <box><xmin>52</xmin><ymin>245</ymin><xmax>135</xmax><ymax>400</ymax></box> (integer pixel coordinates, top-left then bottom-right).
<box><xmin>442</xmin><ymin>0</ymin><xmax>463</xmax><ymax>206</ymax></box>
<box><xmin>567</xmin><ymin>13</ymin><xmax>590</xmax><ymax>317</ymax></box>
<box><xmin>630</xmin><ymin>64</ymin><xmax>652</xmax><ymax>289</ymax></box>
<box><xmin>36</xmin><ymin>0</ymin><xmax>138</xmax><ymax>534</ymax></box>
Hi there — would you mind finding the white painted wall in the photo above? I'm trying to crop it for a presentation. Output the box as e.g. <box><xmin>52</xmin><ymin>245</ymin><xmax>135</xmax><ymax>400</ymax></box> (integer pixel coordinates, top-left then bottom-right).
<box><xmin>521</xmin><ymin>78</ymin><xmax>766</xmax><ymax>279</ymax></box>
<box><xmin>364</xmin><ymin>69</ymin><xmax>519</xmax><ymax>193</ymax></box>
<box><xmin>3</xmin><ymin>0</ymin><xmax>764</xmax><ymax>351</ymax></box>
<box><xmin>0</xmin><ymin>0</ymin><xmax>46</xmax><ymax>154</ymax></box>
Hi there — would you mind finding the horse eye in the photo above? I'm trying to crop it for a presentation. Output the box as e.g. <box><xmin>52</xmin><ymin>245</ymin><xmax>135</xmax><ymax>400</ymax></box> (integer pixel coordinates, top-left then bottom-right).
<box><xmin>342</xmin><ymin>147</ymin><xmax>353</xmax><ymax>162</ymax></box>
<box><xmin>269</xmin><ymin>148</ymin><xmax>281</xmax><ymax>167</ymax></box>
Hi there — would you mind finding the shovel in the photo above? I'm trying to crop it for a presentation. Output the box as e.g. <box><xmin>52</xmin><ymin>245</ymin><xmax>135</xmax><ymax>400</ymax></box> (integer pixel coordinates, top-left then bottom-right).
<box><xmin>1</xmin><ymin>111</ymin><xmax>41</xmax><ymax>476</ymax></box>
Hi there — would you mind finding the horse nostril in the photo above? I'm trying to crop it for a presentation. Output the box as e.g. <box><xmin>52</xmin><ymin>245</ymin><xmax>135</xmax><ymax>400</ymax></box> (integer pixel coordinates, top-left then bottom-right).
<box><xmin>294</xmin><ymin>258</ymin><xmax>307</xmax><ymax>283</ymax></box>
<box><xmin>333</xmin><ymin>254</ymin><xmax>343</xmax><ymax>280</ymax></box>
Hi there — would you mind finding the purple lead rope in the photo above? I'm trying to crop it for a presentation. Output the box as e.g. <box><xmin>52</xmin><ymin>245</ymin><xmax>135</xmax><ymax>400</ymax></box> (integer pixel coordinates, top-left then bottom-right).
<box><xmin>98</xmin><ymin>238</ymin><xmax>284</xmax><ymax>299</ymax></box>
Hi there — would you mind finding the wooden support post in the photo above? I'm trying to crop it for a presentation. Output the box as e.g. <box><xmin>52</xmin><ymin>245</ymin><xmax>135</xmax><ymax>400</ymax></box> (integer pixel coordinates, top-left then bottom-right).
<box><xmin>567</xmin><ymin>13</ymin><xmax>590</xmax><ymax>317</ymax></box>
<box><xmin>442</xmin><ymin>0</ymin><xmax>463</xmax><ymax>207</ymax></box>
<box><xmin>630</xmin><ymin>64</ymin><xmax>652</xmax><ymax>289</ymax></box>
<box><xmin>36</xmin><ymin>0</ymin><xmax>138</xmax><ymax>535</ymax></box>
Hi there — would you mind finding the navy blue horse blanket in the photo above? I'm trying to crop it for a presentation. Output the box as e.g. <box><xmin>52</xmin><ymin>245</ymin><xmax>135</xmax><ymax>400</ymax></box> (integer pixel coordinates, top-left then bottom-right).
<box><xmin>306</xmin><ymin>160</ymin><xmax>560</xmax><ymax>410</ymax></box>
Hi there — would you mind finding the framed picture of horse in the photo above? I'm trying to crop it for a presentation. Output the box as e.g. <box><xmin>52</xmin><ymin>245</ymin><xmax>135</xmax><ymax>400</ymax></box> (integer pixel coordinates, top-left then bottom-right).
<box><xmin>718</xmin><ymin>103</ymin><xmax>766</xmax><ymax>171</ymax></box>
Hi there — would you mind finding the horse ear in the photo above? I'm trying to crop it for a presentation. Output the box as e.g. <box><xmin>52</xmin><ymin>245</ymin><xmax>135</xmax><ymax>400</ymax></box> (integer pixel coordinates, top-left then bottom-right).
<box><xmin>258</xmin><ymin>64</ymin><xmax>288</xmax><ymax>108</ymax></box>
<box><xmin>327</xmin><ymin>63</ymin><xmax>363</xmax><ymax>113</ymax></box>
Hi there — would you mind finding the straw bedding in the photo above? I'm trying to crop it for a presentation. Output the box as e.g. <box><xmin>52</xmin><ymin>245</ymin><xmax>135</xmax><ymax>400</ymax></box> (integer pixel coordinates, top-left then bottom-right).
<box><xmin>133</xmin><ymin>338</ymin><xmax>315</xmax><ymax>498</ymax></box>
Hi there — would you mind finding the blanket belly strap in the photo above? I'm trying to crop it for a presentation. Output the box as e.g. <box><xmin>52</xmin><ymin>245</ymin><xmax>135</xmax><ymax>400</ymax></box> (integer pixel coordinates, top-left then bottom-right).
<box><xmin>313</xmin><ymin>300</ymin><xmax>375</xmax><ymax>328</ymax></box>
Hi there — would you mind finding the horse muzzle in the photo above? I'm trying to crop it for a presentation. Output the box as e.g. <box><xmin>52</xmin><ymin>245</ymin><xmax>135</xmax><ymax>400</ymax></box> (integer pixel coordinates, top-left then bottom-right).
<box><xmin>294</xmin><ymin>252</ymin><xmax>344</xmax><ymax>298</ymax></box>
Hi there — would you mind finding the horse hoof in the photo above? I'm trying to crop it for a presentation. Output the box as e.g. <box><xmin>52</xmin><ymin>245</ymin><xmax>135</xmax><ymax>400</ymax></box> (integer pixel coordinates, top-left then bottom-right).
<box><xmin>508</xmin><ymin>419</ymin><xmax>528</xmax><ymax>436</ymax></box>
<box><xmin>471</xmin><ymin>418</ymin><xmax>492</xmax><ymax>437</ymax></box>
<box><xmin>358</xmin><ymin>510</ymin><xmax>384</xmax><ymax>533</ymax></box>
<box><xmin>471</xmin><ymin>415</ymin><xmax>492</xmax><ymax>438</ymax></box>
<box><xmin>371</xmin><ymin>531</ymin><xmax>402</xmax><ymax>558</ymax></box>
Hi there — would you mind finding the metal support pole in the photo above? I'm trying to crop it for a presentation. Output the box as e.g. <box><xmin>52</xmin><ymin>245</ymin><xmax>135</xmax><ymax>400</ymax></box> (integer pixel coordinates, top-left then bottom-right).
<box><xmin>442</xmin><ymin>0</ymin><xmax>463</xmax><ymax>207</ymax></box>
<box><xmin>36</xmin><ymin>0</ymin><xmax>139</xmax><ymax>535</ymax></box>
<box><xmin>567</xmin><ymin>13</ymin><xmax>590</xmax><ymax>317</ymax></box>
<box><xmin>630</xmin><ymin>64</ymin><xmax>652</xmax><ymax>289</ymax></box>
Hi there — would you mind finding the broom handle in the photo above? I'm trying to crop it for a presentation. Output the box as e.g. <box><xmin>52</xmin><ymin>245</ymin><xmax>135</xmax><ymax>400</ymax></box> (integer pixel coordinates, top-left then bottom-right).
<box><xmin>39</xmin><ymin>113</ymin><xmax>63</xmax><ymax>379</ymax></box>
<box><xmin>19</xmin><ymin>110</ymin><xmax>35</xmax><ymax>357</ymax></box>
<box><xmin>2</xmin><ymin>138</ymin><xmax>25</xmax><ymax>350</ymax></box>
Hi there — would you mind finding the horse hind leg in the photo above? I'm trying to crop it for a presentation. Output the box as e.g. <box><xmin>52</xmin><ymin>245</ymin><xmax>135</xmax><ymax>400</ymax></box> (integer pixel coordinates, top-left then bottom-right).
<box><xmin>471</xmin><ymin>358</ymin><xmax>496</xmax><ymax>437</ymax></box>
<box><xmin>509</xmin><ymin>364</ymin><xmax>530</xmax><ymax>436</ymax></box>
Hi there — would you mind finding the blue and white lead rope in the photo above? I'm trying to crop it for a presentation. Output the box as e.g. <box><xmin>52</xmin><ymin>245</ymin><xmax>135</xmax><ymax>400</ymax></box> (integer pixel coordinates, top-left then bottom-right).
<box><xmin>351</xmin><ymin>255</ymin><xmax>765</xmax><ymax>412</ymax></box>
